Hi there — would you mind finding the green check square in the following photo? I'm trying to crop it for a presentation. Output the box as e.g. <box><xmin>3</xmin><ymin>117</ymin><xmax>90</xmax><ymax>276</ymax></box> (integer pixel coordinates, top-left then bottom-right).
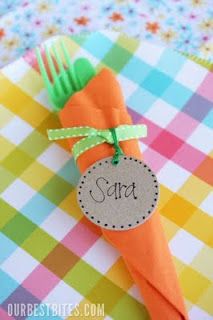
<box><xmin>71</xmin><ymin>33</ymin><xmax>88</xmax><ymax>45</ymax></box>
<box><xmin>117</xmin><ymin>34</ymin><xmax>139</xmax><ymax>54</ymax></box>
<box><xmin>0</xmin><ymin>200</ymin><xmax>17</xmax><ymax>229</ymax></box>
<box><xmin>22</xmin><ymin>228</ymin><xmax>57</xmax><ymax>261</ymax></box>
<box><xmin>0</xmin><ymin>166</ymin><xmax>15</xmax><ymax>193</ymax></box>
<box><xmin>40</xmin><ymin>175</ymin><xmax>73</xmax><ymax>206</ymax></box>
<box><xmin>64</xmin><ymin>260</ymin><xmax>102</xmax><ymax>296</ymax></box>
<box><xmin>19</xmin><ymin>131</ymin><xmax>49</xmax><ymax>158</ymax></box>
<box><xmin>110</xmin><ymin>293</ymin><xmax>149</xmax><ymax>320</ymax></box>
<box><xmin>2</xmin><ymin>148</ymin><xmax>34</xmax><ymax>176</ymax></box>
<box><xmin>87</xmin><ymin>277</ymin><xmax>125</xmax><ymax>314</ymax></box>
<box><xmin>2</xmin><ymin>213</ymin><xmax>37</xmax><ymax>245</ymax></box>
<box><xmin>102</xmin><ymin>44</ymin><xmax>132</xmax><ymax>73</ymax></box>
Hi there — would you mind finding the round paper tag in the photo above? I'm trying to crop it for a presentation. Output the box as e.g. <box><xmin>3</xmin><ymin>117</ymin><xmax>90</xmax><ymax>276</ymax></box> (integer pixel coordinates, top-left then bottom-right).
<box><xmin>77</xmin><ymin>156</ymin><xmax>159</xmax><ymax>230</ymax></box>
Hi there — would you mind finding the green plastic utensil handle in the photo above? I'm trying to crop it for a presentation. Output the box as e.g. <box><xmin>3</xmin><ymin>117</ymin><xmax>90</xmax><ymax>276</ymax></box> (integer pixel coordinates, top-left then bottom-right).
<box><xmin>73</xmin><ymin>58</ymin><xmax>96</xmax><ymax>90</ymax></box>
<box><xmin>36</xmin><ymin>44</ymin><xmax>96</xmax><ymax>112</ymax></box>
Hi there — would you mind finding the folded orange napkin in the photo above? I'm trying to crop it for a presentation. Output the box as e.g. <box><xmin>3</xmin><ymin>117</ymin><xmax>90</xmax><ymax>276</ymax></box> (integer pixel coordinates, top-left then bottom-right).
<box><xmin>59</xmin><ymin>68</ymin><xmax>188</xmax><ymax>320</ymax></box>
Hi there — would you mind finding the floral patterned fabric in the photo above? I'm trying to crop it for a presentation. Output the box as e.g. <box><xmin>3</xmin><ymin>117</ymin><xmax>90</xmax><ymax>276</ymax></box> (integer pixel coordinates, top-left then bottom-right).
<box><xmin>0</xmin><ymin>0</ymin><xmax>212</xmax><ymax>67</ymax></box>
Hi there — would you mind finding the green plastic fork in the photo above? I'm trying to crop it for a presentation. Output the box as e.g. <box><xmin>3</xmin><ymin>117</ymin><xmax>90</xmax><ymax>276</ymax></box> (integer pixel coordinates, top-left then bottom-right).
<box><xmin>36</xmin><ymin>41</ymin><xmax>96</xmax><ymax>111</ymax></box>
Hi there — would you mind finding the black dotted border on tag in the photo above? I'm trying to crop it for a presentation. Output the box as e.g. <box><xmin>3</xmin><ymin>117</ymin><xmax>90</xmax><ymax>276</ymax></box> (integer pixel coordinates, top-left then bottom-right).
<box><xmin>78</xmin><ymin>156</ymin><xmax>159</xmax><ymax>230</ymax></box>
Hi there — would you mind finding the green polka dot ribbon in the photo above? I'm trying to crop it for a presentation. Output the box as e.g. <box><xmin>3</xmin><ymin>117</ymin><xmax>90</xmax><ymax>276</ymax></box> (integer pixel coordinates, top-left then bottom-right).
<box><xmin>47</xmin><ymin>124</ymin><xmax>147</xmax><ymax>165</ymax></box>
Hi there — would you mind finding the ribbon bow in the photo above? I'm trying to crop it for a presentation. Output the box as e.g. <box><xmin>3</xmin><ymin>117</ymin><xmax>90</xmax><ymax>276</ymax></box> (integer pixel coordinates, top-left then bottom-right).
<box><xmin>47</xmin><ymin>124</ymin><xmax>147</xmax><ymax>164</ymax></box>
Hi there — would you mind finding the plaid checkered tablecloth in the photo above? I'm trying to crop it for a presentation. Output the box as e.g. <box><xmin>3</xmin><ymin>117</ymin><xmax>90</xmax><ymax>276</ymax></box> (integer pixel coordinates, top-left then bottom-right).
<box><xmin>0</xmin><ymin>31</ymin><xmax>212</xmax><ymax>320</ymax></box>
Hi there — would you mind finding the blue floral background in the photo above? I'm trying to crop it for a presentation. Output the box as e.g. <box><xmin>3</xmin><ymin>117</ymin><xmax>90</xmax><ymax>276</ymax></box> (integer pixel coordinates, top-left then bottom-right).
<box><xmin>0</xmin><ymin>0</ymin><xmax>212</xmax><ymax>67</ymax></box>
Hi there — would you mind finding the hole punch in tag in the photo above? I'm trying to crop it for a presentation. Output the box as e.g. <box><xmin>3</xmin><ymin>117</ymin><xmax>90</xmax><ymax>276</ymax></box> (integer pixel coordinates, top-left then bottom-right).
<box><xmin>77</xmin><ymin>156</ymin><xmax>159</xmax><ymax>231</ymax></box>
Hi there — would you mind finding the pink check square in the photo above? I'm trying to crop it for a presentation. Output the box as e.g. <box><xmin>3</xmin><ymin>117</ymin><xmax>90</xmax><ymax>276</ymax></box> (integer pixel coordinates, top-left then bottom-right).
<box><xmin>167</xmin><ymin>112</ymin><xmax>199</xmax><ymax>140</ymax></box>
<box><xmin>151</xmin><ymin>130</ymin><xmax>183</xmax><ymax>159</ymax></box>
<box><xmin>172</xmin><ymin>143</ymin><xmax>206</xmax><ymax>173</ymax></box>
<box><xmin>197</xmin><ymin>73</ymin><xmax>213</xmax><ymax>102</ymax></box>
<box><xmin>143</xmin><ymin>148</ymin><xmax>167</xmax><ymax>173</ymax></box>
<box><xmin>62</xmin><ymin>221</ymin><xmax>100</xmax><ymax>257</ymax></box>
<box><xmin>139</xmin><ymin>117</ymin><xmax>162</xmax><ymax>146</ymax></box>
<box><xmin>0</xmin><ymin>307</ymin><xmax>15</xmax><ymax>320</ymax></box>
<box><xmin>22</xmin><ymin>265</ymin><xmax>59</xmax><ymax>300</ymax></box>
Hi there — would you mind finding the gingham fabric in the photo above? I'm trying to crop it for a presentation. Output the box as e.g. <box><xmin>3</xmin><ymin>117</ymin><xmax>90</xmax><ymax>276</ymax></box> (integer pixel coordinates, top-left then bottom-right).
<box><xmin>0</xmin><ymin>31</ymin><xmax>212</xmax><ymax>320</ymax></box>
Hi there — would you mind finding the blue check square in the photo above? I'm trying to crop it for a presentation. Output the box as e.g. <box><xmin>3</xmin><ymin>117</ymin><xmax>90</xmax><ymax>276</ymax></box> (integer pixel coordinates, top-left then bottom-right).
<box><xmin>0</xmin><ymin>270</ymin><xmax>19</xmax><ymax>303</ymax></box>
<box><xmin>121</xmin><ymin>56</ymin><xmax>152</xmax><ymax>84</ymax></box>
<box><xmin>142</xmin><ymin>70</ymin><xmax>172</xmax><ymax>96</ymax></box>
<box><xmin>21</xmin><ymin>193</ymin><xmax>55</xmax><ymax>225</ymax></box>
<box><xmin>0</xmin><ymin>233</ymin><xmax>17</xmax><ymax>264</ymax></box>
<box><xmin>83</xmin><ymin>32</ymin><xmax>113</xmax><ymax>59</ymax></box>
<box><xmin>162</xmin><ymin>81</ymin><xmax>193</xmax><ymax>109</ymax></box>
<box><xmin>58</xmin><ymin>158</ymin><xmax>80</xmax><ymax>186</ymax></box>
<box><xmin>203</xmin><ymin>109</ymin><xmax>213</xmax><ymax>128</ymax></box>
<box><xmin>157</xmin><ymin>49</ymin><xmax>186</xmax><ymax>77</ymax></box>
<box><xmin>127</xmin><ymin>87</ymin><xmax>156</xmax><ymax>114</ymax></box>
<box><xmin>26</xmin><ymin>304</ymin><xmax>63</xmax><ymax>320</ymax></box>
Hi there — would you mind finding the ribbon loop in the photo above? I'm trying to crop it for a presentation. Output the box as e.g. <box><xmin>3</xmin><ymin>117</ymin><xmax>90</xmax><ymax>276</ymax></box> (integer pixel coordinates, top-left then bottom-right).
<box><xmin>47</xmin><ymin>124</ymin><xmax>147</xmax><ymax>162</ymax></box>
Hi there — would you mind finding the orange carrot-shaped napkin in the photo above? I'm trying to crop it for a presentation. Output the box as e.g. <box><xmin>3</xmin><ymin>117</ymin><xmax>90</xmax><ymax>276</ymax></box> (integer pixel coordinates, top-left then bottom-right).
<box><xmin>59</xmin><ymin>68</ymin><xmax>188</xmax><ymax>320</ymax></box>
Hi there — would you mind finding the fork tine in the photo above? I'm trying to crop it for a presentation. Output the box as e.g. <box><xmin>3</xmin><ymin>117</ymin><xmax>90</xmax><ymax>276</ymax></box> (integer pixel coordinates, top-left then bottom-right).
<box><xmin>35</xmin><ymin>47</ymin><xmax>52</xmax><ymax>92</ymax></box>
<box><xmin>44</xmin><ymin>44</ymin><xmax>64</xmax><ymax>96</ymax></box>
<box><xmin>51</xmin><ymin>43</ymin><xmax>70</xmax><ymax>92</ymax></box>
<box><xmin>60</xmin><ymin>40</ymin><xmax>78</xmax><ymax>90</ymax></box>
